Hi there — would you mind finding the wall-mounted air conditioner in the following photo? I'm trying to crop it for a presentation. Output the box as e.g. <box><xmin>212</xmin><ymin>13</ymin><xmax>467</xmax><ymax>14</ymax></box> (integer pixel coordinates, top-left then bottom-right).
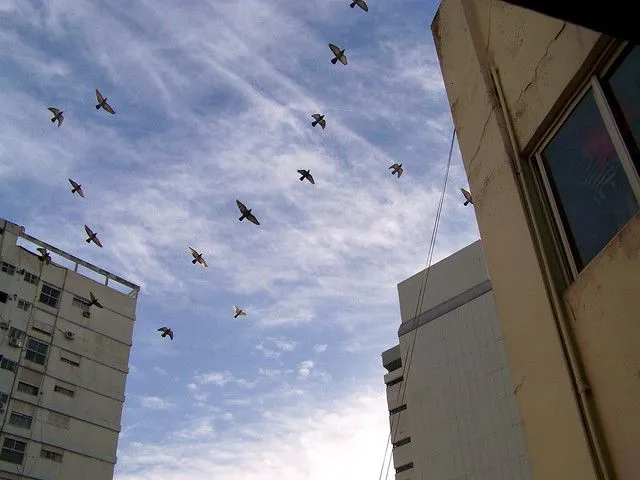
<box><xmin>64</xmin><ymin>331</ymin><xmax>75</xmax><ymax>340</ymax></box>
<box><xmin>82</xmin><ymin>311</ymin><xmax>91</xmax><ymax>318</ymax></box>
<box><xmin>9</xmin><ymin>337</ymin><xmax>22</xmax><ymax>348</ymax></box>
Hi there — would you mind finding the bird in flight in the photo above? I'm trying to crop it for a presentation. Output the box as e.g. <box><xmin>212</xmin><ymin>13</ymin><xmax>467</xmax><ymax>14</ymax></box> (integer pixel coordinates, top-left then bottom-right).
<box><xmin>84</xmin><ymin>225</ymin><xmax>103</xmax><ymax>247</ymax></box>
<box><xmin>297</xmin><ymin>169</ymin><xmax>315</xmax><ymax>184</ymax></box>
<box><xmin>68</xmin><ymin>179</ymin><xmax>85</xmax><ymax>198</ymax></box>
<box><xmin>329</xmin><ymin>43</ymin><xmax>347</xmax><ymax>65</ymax></box>
<box><xmin>236</xmin><ymin>200</ymin><xmax>260</xmax><ymax>225</ymax></box>
<box><xmin>95</xmin><ymin>89</ymin><xmax>116</xmax><ymax>114</ymax></box>
<box><xmin>350</xmin><ymin>0</ymin><xmax>368</xmax><ymax>11</ymax></box>
<box><xmin>461</xmin><ymin>188</ymin><xmax>473</xmax><ymax>206</ymax></box>
<box><xmin>88</xmin><ymin>291</ymin><xmax>104</xmax><ymax>309</ymax></box>
<box><xmin>47</xmin><ymin>107</ymin><xmax>64</xmax><ymax>127</ymax></box>
<box><xmin>233</xmin><ymin>305</ymin><xmax>247</xmax><ymax>318</ymax></box>
<box><xmin>311</xmin><ymin>114</ymin><xmax>326</xmax><ymax>129</ymax></box>
<box><xmin>188</xmin><ymin>247</ymin><xmax>208</xmax><ymax>267</ymax></box>
<box><xmin>37</xmin><ymin>247</ymin><xmax>51</xmax><ymax>265</ymax></box>
<box><xmin>158</xmin><ymin>327</ymin><xmax>174</xmax><ymax>340</ymax></box>
<box><xmin>389</xmin><ymin>163</ymin><xmax>403</xmax><ymax>178</ymax></box>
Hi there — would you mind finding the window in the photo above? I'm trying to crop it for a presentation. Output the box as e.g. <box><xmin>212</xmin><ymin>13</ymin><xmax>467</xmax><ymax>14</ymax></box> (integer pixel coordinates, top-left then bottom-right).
<box><xmin>386</xmin><ymin>375</ymin><xmax>404</xmax><ymax>387</ymax></box>
<box><xmin>0</xmin><ymin>358</ymin><xmax>16</xmax><ymax>372</ymax></box>
<box><xmin>0</xmin><ymin>437</ymin><xmax>26</xmax><ymax>464</ymax></box>
<box><xmin>8</xmin><ymin>412</ymin><xmax>32</xmax><ymax>430</ymax></box>
<box><xmin>0</xmin><ymin>392</ymin><xmax>8</xmax><ymax>404</ymax></box>
<box><xmin>396</xmin><ymin>462</ymin><xmax>414</xmax><ymax>474</ymax></box>
<box><xmin>9</xmin><ymin>328</ymin><xmax>25</xmax><ymax>342</ymax></box>
<box><xmin>537</xmin><ymin>45</ymin><xmax>640</xmax><ymax>272</ymax></box>
<box><xmin>0</xmin><ymin>262</ymin><xmax>15</xmax><ymax>276</ymax></box>
<box><xmin>389</xmin><ymin>404</ymin><xmax>407</xmax><ymax>415</ymax></box>
<box><xmin>24</xmin><ymin>272</ymin><xmax>39</xmax><ymax>285</ymax></box>
<box><xmin>16</xmin><ymin>382</ymin><xmax>38</xmax><ymax>396</ymax></box>
<box><xmin>38</xmin><ymin>284</ymin><xmax>60</xmax><ymax>309</ymax></box>
<box><xmin>0</xmin><ymin>291</ymin><xmax>7</xmax><ymax>304</ymax></box>
<box><xmin>72</xmin><ymin>297</ymin><xmax>90</xmax><ymax>311</ymax></box>
<box><xmin>40</xmin><ymin>448</ymin><xmax>63</xmax><ymax>463</ymax></box>
<box><xmin>53</xmin><ymin>385</ymin><xmax>75</xmax><ymax>398</ymax></box>
<box><xmin>392</xmin><ymin>437</ymin><xmax>411</xmax><ymax>448</ymax></box>
<box><xmin>16</xmin><ymin>300</ymin><xmax>30</xmax><ymax>312</ymax></box>
<box><xmin>31</xmin><ymin>326</ymin><xmax>51</xmax><ymax>336</ymax></box>
<box><xmin>60</xmin><ymin>356</ymin><xmax>80</xmax><ymax>367</ymax></box>
<box><xmin>25</xmin><ymin>339</ymin><xmax>48</xmax><ymax>365</ymax></box>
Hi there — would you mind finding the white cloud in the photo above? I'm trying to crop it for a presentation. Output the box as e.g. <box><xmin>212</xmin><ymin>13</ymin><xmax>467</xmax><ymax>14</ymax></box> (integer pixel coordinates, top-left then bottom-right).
<box><xmin>193</xmin><ymin>371</ymin><xmax>233</xmax><ymax>387</ymax></box>
<box><xmin>298</xmin><ymin>360</ymin><xmax>315</xmax><ymax>379</ymax></box>
<box><xmin>138</xmin><ymin>396</ymin><xmax>174</xmax><ymax>411</ymax></box>
<box><xmin>153</xmin><ymin>366</ymin><xmax>168</xmax><ymax>376</ymax></box>
<box><xmin>313</xmin><ymin>344</ymin><xmax>327</xmax><ymax>353</ymax></box>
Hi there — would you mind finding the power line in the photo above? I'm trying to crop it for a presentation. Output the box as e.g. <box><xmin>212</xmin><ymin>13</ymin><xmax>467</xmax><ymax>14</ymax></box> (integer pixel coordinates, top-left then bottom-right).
<box><xmin>377</xmin><ymin>128</ymin><xmax>456</xmax><ymax>480</ymax></box>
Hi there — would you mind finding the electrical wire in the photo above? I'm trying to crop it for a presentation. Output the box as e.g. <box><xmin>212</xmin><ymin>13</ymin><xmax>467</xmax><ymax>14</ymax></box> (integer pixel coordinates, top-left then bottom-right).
<box><xmin>377</xmin><ymin>128</ymin><xmax>456</xmax><ymax>480</ymax></box>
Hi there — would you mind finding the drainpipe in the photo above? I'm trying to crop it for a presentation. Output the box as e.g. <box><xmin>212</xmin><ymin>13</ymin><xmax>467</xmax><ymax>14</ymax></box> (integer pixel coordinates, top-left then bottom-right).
<box><xmin>489</xmin><ymin>67</ymin><xmax>615</xmax><ymax>480</ymax></box>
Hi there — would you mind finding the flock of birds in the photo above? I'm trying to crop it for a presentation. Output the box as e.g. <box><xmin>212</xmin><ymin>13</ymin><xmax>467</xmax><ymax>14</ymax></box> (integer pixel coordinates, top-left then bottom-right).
<box><xmin>40</xmin><ymin>0</ymin><xmax>475</xmax><ymax>342</ymax></box>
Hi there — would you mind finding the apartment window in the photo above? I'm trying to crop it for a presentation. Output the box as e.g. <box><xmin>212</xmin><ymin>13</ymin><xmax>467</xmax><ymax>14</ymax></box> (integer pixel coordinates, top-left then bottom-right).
<box><xmin>396</xmin><ymin>462</ymin><xmax>414</xmax><ymax>474</ymax></box>
<box><xmin>53</xmin><ymin>385</ymin><xmax>75</xmax><ymax>398</ymax></box>
<box><xmin>16</xmin><ymin>300</ymin><xmax>30</xmax><ymax>312</ymax></box>
<box><xmin>0</xmin><ymin>358</ymin><xmax>16</xmax><ymax>372</ymax></box>
<box><xmin>25</xmin><ymin>339</ymin><xmax>48</xmax><ymax>365</ymax></box>
<box><xmin>24</xmin><ymin>272</ymin><xmax>39</xmax><ymax>285</ymax></box>
<box><xmin>0</xmin><ymin>392</ymin><xmax>8</xmax><ymax>404</ymax></box>
<box><xmin>38</xmin><ymin>284</ymin><xmax>60</xmax><ymax>309</ymax></box>
<box><xmin>392</xmin><ymin>437</ymin><xmax>411</xmax><ymax>448</ymax></box>
<box><xmin>9</xmin><ymin>328</ymin><xmax>25</xmax><ymax>342</ymax></box>
<box><xmin>0</xmin><ymin>437</ymin><xmax>26</xmax><ymax>464</ymax></box>
<box><xmin>40</xmin><ymin>448</ymin><xmax>63</xmax><ymax>463</ymax></box>
<box><xmin>386</xmin><ymin>375</ymin><xmax>404</xmax><ymax>387</ymax></box>
<box><xmin>72</xmin><ymin>296</ymin><xmax>90</xmax><ymax>311</ymax></box>
<box><xmin>389</xmin><ymin>404</ymin><xmax>407</xmax><ymax>415</ymax></box>
<box><xmin>536</xmin><ymin>44</ymin><xmax>640</xmax><ymax>272</ymax></box>
<box><xmin>0</xmin><ymin>291</ymin><xmax>7</xmax><ymax>304</ymax></box>
<box><xmin>8</xmin><ymin>412</ymin><xmax>32</xmax><ymax>430</ymax></box>
<box><xmin>16</xmin><ymin>382</ymin><xmax>38</xmax><ymax>396</ymax></box>
<box><xmin>0</xmin><ymin>262</ymin><xmax>15</xmax><ymax>276</ymax></box>
<box><xmin>60</xmin><ymin>356</ymin><xmax>80</xmax><ymax>367</ymax></box>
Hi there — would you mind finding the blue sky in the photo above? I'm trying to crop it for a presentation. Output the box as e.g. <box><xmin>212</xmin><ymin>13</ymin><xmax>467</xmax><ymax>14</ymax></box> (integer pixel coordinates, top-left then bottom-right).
<box><xmin>0</xmin><ymin>0</ymin><xmax>479</xmax><ymax>478</ymax></box>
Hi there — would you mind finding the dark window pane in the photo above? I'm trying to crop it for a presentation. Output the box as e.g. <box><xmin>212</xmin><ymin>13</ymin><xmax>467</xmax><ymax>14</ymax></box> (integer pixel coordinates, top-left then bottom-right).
<box><xmin>603</xmin><ymin>45</ymin><xmax>640</xmax><ymax>174</ymax></box>
<box><xmin>542</xmin><ymin>89</ymin><xmax>639</xmax><ymax>270</ymax></box>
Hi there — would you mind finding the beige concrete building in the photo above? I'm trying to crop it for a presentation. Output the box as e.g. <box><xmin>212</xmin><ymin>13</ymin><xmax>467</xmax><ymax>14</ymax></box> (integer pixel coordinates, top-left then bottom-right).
<box><xmin>382</xmin><ymin>240</ymin><xmax>531</xmax><ymax>480</ymax></box>
<box><xmin>431</xmin><ymin>2</ymin><xmax>640</xmax><ymax>479</ymax></box>
<box><xmin>0</xmin><ymin>218</ymin><xmax>139</xmax><ymax>479</ymax></box>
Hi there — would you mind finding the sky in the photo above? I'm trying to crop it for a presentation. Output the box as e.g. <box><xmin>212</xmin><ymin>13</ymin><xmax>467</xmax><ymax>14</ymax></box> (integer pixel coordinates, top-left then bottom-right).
<box><xmin>0</xmin><ymin>0</ymin><xmax>479</xmax><ymax>479</ymax></box>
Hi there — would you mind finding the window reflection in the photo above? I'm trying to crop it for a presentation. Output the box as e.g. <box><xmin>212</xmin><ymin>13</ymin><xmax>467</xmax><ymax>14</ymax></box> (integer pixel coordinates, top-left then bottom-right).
<box><xmin>542</xmin><ymin>89</ymin><xmax>639</xmax><ymax>270</ymax></box>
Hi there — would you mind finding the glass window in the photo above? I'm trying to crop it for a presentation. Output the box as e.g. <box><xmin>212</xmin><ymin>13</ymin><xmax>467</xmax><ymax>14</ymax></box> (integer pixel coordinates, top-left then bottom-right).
<box><xmin>40</xmin><ymin>449</ymin><xmax>63</xmax><ymax>462</ymax></box>
<box><xmin>541</xmin><ymin>89</ymin><xmax>639</xmax><ymax>270</ymax></box>
<box><xmin>25</xmin><ymin>339</ymin><xmax>48</xmax><ymax>365</ymax></box>
<box><xmin>8</xmin><ymin>412</ymin><xmax>32</xmax><ymax>430</ymax></box>
<box><xmin>16</xmin><ymin>382</ymin><xmax>39</xmax><ymax>396</ymax></box>
<box><xmin>38</xmin><ymin>285</ymin><xmax>60</xmax><ymax>309</ymax></box>
<box><xmin>0</xmin><ymin>358</ymin><xmax>16</xmax><ymax>372</ymax></box>
<box><xmin>0</xmin><ymin>262</ymin><xmax>15</xmax><ymax>276</ymax></box>
<box><xmin>0</xmin><ymin>437</ymin><xmax>26</xmax><ymax>464</ymax></box>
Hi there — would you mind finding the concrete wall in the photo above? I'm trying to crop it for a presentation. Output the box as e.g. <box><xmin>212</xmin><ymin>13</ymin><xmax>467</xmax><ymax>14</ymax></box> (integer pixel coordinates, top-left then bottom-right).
<box><xmin>432</xmin><ymin>1</ymin><xmax>640</xmax><ymax>479</ymax></box>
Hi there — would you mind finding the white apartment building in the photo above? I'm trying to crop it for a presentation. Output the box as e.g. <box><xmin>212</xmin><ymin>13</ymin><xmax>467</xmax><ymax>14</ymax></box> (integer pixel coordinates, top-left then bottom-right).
<box><xmin>382</xmin><ymin>240</ymin><xmax>531</xmax><ymax>480</ymax></box>
<box><xmin>0</xmin><ymin>218</ymin><xmax>139</xmax><ymax>479</ymax></box>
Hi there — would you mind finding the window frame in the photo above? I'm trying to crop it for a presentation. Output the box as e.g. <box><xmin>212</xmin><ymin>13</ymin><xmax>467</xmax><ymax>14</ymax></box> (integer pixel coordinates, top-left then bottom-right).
<box><xmin>53</xmin><ymin>385</ymin><xmax>75</xmax><ymax>398</ymax></box>
<box><xmin>23</xmin><ymin>272</ymin><xmax>39</xmax><ymax>285</ymax></box>
<box><xmin>533</xmin><ymin>42</ymin><xmax>640</xmax><ymax>277</ymax></box>
<box><xmin>0</xmin><ymin>262</ymin><xmax>15</xmax><ymax>276</ymax></box>
<box><xmin>0</xmin><ymin>358</ymin><xmax>17</xmax><ymax>372</ymax></box>
<box><xmin>0</xmin><ymin>437</ymin><xmax>26</xmax><ymax>464</ymax></box>
<box><xmin>40</xmin><ymin>448</ymin><xmax>63</xmax><ymax>463</ymax></box>
<box><xmin>25</xmin><ymin>338</ymin><xmax>48</xmax><ymax>365</ymax></box>
<box><xmin>16</xmin><ymin>382</ymin><xmax>39</xmax><ymax>397</ymax></box>
<box><xmin>8</xmin><ymin>412</ymin><xmax>33</xmax><ymax>430</ymax></box>
<box><xmin>38</xmin><ymin>284</ymin><xmax>61</xmax><ymax>309</ymax></box>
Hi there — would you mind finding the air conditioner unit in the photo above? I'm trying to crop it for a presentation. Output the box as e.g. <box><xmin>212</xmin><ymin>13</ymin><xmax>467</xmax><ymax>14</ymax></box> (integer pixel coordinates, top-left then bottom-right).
<box><xmin>0</xmin><ymin>322</ymin><xmax>8</xmax><ymax>330</ymax></box>
<box><xmin>64</xmin><ymin>331</ymin><xmax>75</xmax><ymax>340</ymax></box>
<box><xmin>9</xmin><ymin>337</ymin><xmax>22</xmax><ymax>348</ymax></box>
<box><xmin>82</xmin><ymin>311</ymin><xmax>91</xmax><ymax>318</ymax></box>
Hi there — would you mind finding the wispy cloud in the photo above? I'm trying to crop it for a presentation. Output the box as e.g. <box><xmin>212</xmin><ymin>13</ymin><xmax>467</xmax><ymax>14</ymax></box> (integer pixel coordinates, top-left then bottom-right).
<box><xmin>138</xmin><ymin>396</ymin><xmax>174</xmax><ymax>411</ymax></box>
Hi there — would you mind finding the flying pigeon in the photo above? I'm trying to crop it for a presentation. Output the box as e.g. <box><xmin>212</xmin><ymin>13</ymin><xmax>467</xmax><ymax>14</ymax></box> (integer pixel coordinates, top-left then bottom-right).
<box><xmin>236</xmin><ymin>200</ymin><xmax>260</xmax><ymax>225</ymax></box>
<box><xmin>48</xmin><ymin>107</ymin><xmax>64</xmax><ymax>127</ymax></box>
<box><xmin>389</xmin><ymin>163</ymin><xmax>403</xmax><ymax>178</ymax></box>
<box><xmin>84</xmin><ymin>225</ymin><xmax>103</xmax><ymax>247</ymax></box>
<box><xmin>158</xmin><ymin>327</ymin><xmax>174</xmax><ymax>340</ymax></box>
<box><xmin>329</xmin><ymin>43</ymin><xmax>348</xmax><ymax>65</ymax></box>
<box><xmin>297</xmin><ymin>169</ymin><xmax>315</xmax><ymax>184</ymax></box>
<box><xmin>188</xmin><ymin>247</ymin><xmax>208</xmax><ymax>267</ymax></box>
<box><xmin>311</xmin><ymin>114</ymin><xmax>326</xmax><ymax>129</ymax></box>
<box><xmin>88</xmin><ymin>291</ymin><xmax>103</xmax><ymax>309</ymax></box>
<box><xmin>37</xmin><ymin>247</ymin><xmax>51</xmax><ymax>265</ymax></box>
<box><xmin>350</xmin><ymin>0</ymin><xmax>368</xmax><ymax>11</ymax></box>
<box><xmin>68</xmin><ymin>179</ymin><xmax>85</xmax><ymax>198</ymax></box>
<box><xmin>461</xmin><ymin>188</ymin><xmax>473</xmax><ymax>206</ymax></box>
<box><xmin>95</xmin><ymin>89</ymin><xmax>116</xmax><ymax>114</ymax></box>
<box><xmin>233</xmin><ymin>305</ymin><xmax>247</xmax><ymax>318</ymax></box>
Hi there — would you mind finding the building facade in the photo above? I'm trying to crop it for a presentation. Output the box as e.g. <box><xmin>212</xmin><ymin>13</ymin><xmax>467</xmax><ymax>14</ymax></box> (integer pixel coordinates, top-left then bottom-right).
<box><xmin>432</xmin><ymin>2</ymin><xmax>640</xmax><ymax>479</ymax></box>
<box><xmin>382</xmin><ymin>240</ymin><xmax>531</xmax><ymax>480</ymax></box>
<box><xmin>0</xmin><ymin>218</ymin><xmax>139</xmax><ymax>479</ymax></box>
